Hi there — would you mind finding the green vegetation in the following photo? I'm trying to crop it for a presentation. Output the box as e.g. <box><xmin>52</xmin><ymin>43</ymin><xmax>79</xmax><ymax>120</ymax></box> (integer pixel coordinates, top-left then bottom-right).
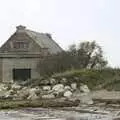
<box><xmin>23</xmin><ymin>68</ymin><xmax>120</xmax><ymax>91</ymax></box>
<box><xmin>36</xmin><ymin>40</ymin><xmax>120</xmax><ymax>91</ymax></box>
<box><xmin>37</xmin><ymin>41</ymin><xmax>107</xmax><ymax>76</ymax></box>
<box><xmin>52</xmin><ymin>68</ymin><xmax>120</xmax><ymax>90</ymax></box>
<box><xmin>0</xmin><ymin>99</ymin><xmax>79</xmax><ymax>109</ymax></box>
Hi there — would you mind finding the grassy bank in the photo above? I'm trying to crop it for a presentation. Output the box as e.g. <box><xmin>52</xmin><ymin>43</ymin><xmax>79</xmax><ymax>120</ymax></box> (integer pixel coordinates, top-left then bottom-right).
<box><xmin>52</xmin><ymin>68</ymin><xmax>120</xmax><ymax>90</ymax></box>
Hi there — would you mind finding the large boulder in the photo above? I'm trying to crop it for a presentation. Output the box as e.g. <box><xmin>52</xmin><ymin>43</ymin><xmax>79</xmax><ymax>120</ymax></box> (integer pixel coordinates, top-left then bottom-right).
<box><xmin>11</xmin><ymin>83</ymin><xmax>21</xmax><ymax>90</ymax></box>
<box><xmin>17</xmin><ymin>87</ymin><xmax>29</xmax><ymax>100</ymax></box>
<box><xmin>17</xmin><ymin>87</ymin><xmax>40</xmax><ymax>100</ymax></box>
<box><xmin>52</xmin><ymin>84</ymin><xmax>65</xmax><ymax>97</ymax></box>
<box><xmin>5</xmin><ymin>89</ymin><xmax>16</xmax><ymax>96</ymax></box>
<box><xmin>71</xmin><ymin>83</ymin><xmax>77</xmax><ymax>90</ymax></box>
<box><xmin>60</xmin><ymin>78</ymin><xmax>67</xmax><ymax>84</ymax></box>
<box><xmin>64</xmin><ymin>86</ymin><xmax>71</xmax><ymax>91</ymax></box>
<box><xmin>42</xmin><ymin>94</ymin><xmax>55</xmax><ymax>99</ymax></box>
<box><xmin>80</xmin><ymin>84</ymin><xmax>90</xmax><ymax>93</ymax></box>
<box><xmin>49</xmin><ymin>78</ymin><xmax>56</xmax><ymax>85</ymax></box>
<box><xmin>43</xmin><ymin>86</ymin><xmax>51</xmax><ymax>91</ymax></box>
<box><xmin>52</xmin><ymin>84</ymin><xmax>64</xmax><ymax>91</ymax></box>
<box><xmin>4</xmin><ymin>89</ymin><xmax>16</xmax><ymax>99</ymax></box>
<box><xmin>64</xmin><ymin>90</ymin><xmax>72</xmax><ymax>98</ymax></box>
<box><xmin>0</xmin><ymin>84</ymin><xmax>9</xmax><ymax>91</ymax></box>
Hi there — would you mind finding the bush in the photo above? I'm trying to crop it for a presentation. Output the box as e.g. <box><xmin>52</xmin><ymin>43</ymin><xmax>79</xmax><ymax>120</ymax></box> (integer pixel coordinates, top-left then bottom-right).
<box><xmin>37</xmin><ymin>41</ymin><xmax>107</xmax><ymax>76</ymax></box>
<box><xmin>52</xmin><ymin>68</ymin><xmax>120</xmax><ymax>90</ymax></box>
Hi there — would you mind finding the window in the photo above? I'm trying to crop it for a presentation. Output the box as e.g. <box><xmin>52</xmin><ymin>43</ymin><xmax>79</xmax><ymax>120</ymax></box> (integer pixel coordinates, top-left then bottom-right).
<box><xmin>13</xmin><ymin>68</ymin><xmax>31</xmax><ymax>81</ymax></box>
<box><xmin>13</xmin><ymin>41</ymin><xmax>29</xmax><ymax>49</ymax></box>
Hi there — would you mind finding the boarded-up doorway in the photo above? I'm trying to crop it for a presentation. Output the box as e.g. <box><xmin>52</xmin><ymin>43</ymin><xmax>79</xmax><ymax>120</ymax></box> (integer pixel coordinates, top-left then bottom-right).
<box><xmin>13</xmin><ymin>69</ymin><xmax>31</xmax><ymax>81</ymax></box>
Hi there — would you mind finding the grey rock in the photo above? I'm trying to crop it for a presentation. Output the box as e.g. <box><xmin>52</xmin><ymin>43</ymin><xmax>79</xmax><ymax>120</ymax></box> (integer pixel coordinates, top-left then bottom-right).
<box><xmin>64</xmin><ymin>90</ymin><xmax>72</xmax><ymax>98</ymax></box>
<box><xmin>43</xmin><ymin>86</ymin><xmax>51</xmax><ymax>91</ymax></box>
<box><xmin>27</xmin><ymin>92</ymin><xmax>39</xmax><ymax>100</ymax></box>
<box><xmin>11</xmin><ymin>83</ymin><xmax>21</xmax><ymax>90</ymax></box>
<box><xmin>42</xmin><ymin>94</ymin><xmax>55</xmax><ymax>99</ymax></box>
<box><xmin>52</xmin><ymin>84</ymin><xmax>64</xmax><ymax>92</ymax></box>
<box><xmin>64</xmin><ymin>86</ymin><xmax>71</xmax><ymax>91</ymax></box>
<box><xmin>50</xmin><ymin>78</ymin><xmax>56</xmax><ymax>85</ymax></box>
<box><xmin>80</xmin><ymin>84</ymin><xmax>90</xmax><ymax>93</ymax></box>
<box><xmin>71</xmin><ymin>83</ymin><xmax>77</xmax><ymax>90</ymax></box>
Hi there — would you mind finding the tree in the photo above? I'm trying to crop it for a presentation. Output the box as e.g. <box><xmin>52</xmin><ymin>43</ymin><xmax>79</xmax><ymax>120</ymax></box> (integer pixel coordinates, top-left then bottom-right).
<box><xmin>37</xmin><ymin>41</ymin><xmax>108</xmax><ymax>76</ymax></box>
<box><xmin>76</xmin><ymin>41</ymin><xmax>107</xmax><ymax>69</ymax></box>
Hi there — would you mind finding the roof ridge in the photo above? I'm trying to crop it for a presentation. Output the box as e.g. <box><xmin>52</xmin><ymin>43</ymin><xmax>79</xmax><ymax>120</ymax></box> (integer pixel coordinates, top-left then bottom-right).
<box><xmin>26</xmin><ymin>29</ymin><xmax>48</xmax><ymax>35</ymax></box>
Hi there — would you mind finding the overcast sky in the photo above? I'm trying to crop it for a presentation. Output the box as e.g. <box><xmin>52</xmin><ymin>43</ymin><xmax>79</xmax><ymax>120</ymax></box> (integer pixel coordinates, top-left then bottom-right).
<box><xmin>0</xmin><ymin>0</ymin><xmax>120</xmax><ymax>67</ymax></box>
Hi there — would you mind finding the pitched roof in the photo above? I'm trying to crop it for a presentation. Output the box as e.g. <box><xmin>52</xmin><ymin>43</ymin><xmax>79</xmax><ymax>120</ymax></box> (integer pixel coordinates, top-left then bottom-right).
<box><xmin>14</xmin><ymin>25</ymin><xmax>62</xmax><ymax>54</ymax></box>
<box><xmin>25</xmin><ymin>29</ymin><xmax>63</xmax><ymax>54</ymax></box>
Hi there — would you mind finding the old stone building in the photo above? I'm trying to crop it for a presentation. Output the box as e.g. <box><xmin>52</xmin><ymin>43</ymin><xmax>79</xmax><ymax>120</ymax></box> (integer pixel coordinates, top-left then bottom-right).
<box><xmin>0</xmin><ymin>25</ymin><xmax>62</xmax><ymax>82</ymax></box>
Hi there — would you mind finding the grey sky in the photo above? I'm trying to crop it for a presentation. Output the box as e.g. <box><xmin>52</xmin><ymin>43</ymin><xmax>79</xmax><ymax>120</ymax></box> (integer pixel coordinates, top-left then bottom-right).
<box><xmin>0</xmin><ymin>0</ymin><xmax>119</xmax><ymax>67</ymax></box>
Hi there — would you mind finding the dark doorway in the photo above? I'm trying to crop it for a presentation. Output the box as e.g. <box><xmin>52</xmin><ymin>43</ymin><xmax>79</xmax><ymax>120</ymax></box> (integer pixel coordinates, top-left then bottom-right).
<box><xmin>13</xmin><ymin>69</ymin><xmax>31</xmax><ymax>81</ymax></box>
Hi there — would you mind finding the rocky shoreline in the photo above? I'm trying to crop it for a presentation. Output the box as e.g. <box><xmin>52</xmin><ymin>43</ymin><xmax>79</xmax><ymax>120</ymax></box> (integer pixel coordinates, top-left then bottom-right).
<box><xmin>0</xmin><ymin>78</ymin><xmax>93</xmax><ymax>107</ymax></box>
<box><xmin>1</xmin><ymin>78</ymin><xmax>120</xmax><ymax>119</ymax></box>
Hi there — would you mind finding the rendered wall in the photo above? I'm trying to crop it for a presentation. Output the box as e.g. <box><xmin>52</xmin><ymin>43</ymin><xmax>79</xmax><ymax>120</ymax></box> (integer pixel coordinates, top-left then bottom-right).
<box><xmin>2</xmin><ymin>58</ymin><xmax>40</xmax><ymax>82</ymax></box>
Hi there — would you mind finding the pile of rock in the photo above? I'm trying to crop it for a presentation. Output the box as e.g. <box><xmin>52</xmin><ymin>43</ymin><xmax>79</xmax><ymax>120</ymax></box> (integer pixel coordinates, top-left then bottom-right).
<box><xmin>0</xmin><ymin>80</ymin><xmax>93</xmax><ymax>105</ymax></box>
<box><xmin>42</xmin><ymin>84</ymin><xmax>73</xmax><ymax>99</ymax></box>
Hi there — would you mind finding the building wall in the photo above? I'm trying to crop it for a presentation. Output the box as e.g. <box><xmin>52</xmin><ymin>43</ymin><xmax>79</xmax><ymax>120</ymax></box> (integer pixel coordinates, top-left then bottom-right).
<box><xmin>2</xmin><ymin>58</ymin><xmax>40</xmax><ymax>82</ymax></box>
<box><xmin>0</xmin><ymin>58</ymin><xmax>3</xmax><ymax>82</ymax></box>
<box><xmin>0</xmin><ymin>32</ymin><xmax>42</xmax><ymax>53</ymax></box>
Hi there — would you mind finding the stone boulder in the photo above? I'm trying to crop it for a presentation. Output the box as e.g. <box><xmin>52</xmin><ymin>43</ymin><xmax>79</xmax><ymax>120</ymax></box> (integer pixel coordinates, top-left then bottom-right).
<box><xmin>71</xmin><ymin>83</ymin><xmax>77</xmax><ymax>90</ymax></box>
<box><xmin>42</xmin><ymin>94</ymin><xmax>55</xmax><ymax>99</ymax></box>
<box><xmin>52</xmin><ymin>84</ymin><xmax>64</xmax><ymax>91</ymax></box>
<box><xmin>4</xmin><ymin>89</ymin><xmax>16</xmax><ymax>99</ymax></box>
<box><xmin>80</xmin><ymin>84</ymin><xmax>90</xmax><ymax>93</ymax></box>
<box><xmin>64</xmin><ymin>90</ymin><xmax>72</xmax><ymax>98</ymax></box>
<box><xmin>49</xmin><ymin>78</ymin><xmax>56</xmax><ymax>85</ymax></box>
<box><xmin>0</xmin><ymin>84</ymin><xmax>9</xmax><ymax>91</ymax></box>
<box><xmin>5</xmin><ymin>89</ymin><xmax>16</xmax><ymax>96</ymax></box>
<box><xmin>64</xmin><ymin>86</ymin><xmax>71</xmax><ymax>91</ymax></box>
<box><xmin>17</xmin><ymin>87</ymin><xmax>29</xmax><ymax>100</ymax></box>
<box><xmin>29</xmin><ymin>87</ymin><xmax>41</xmax><ymax>95</ymax></box>
<box><xmin>52</xmin><ymin>84</ymin><xmax>65</xmax><ymax>97</ymax></box>
<box><xmin>43</xmin><ymin>86</ymin><xmax>51</xmax><ymax>91</ymax></box>
<box><xmin>60</xmin><ymin>78</ymin><xmax>67</xmax><ymax>84</ymax></box>
<box><xmin>27</xmin><ymin>92</ymin><xmax>39</xmax><ymax>100</ymax></box>
<box><xmin>11</xmin><ymin>83</ymin><xmax>21</xmax><ymax>90</ymax></box>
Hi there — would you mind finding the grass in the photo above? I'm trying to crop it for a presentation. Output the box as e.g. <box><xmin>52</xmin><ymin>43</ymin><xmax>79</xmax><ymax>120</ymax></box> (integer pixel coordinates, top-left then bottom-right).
<box><xmin>0</xmin><ymin>99</ymin><xmax>79</xmax><ymax>109</ymax></box>
<box><xmin>52</xmin><ymin>68</ymin><xmax>120</xmax><ymax>90</ymax></box>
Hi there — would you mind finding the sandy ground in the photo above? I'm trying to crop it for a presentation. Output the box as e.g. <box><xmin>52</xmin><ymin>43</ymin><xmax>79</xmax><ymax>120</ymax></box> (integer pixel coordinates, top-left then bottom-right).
<box><xmin>91</xmin><ymin>90</ymin><xmax>120</xmax><ymax>100</ymax></box>
<box><xmin>0</xmin><ymin>90</ymin><xmax>120</xmax><ymax>120</ymax></box>
<box><xmin>0</xmin><ymin>107</ymin><xmax>115</xmax><ymax>120</ymax></box>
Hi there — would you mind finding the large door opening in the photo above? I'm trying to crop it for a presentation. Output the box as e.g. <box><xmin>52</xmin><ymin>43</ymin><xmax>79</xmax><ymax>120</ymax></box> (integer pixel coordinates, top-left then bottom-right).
<box><xmin>13</xmin><ymin>69</ymin><xmax>31</xmax><ymax>81</ymax></box>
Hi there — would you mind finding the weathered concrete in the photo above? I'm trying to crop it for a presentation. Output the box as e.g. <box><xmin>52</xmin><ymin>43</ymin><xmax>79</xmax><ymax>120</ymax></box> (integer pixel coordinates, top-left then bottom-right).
<box><xmin>1</xmin><ymin>58</ymin><xmax>40</xmax><ymax>82</ymax></box>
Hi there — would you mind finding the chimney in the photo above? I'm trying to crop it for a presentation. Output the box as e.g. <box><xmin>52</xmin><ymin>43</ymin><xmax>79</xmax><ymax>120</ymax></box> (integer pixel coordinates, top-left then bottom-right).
<box><xmin>16</xmin><ymin>25</ymin><xmax>26</xmax><ymax>32</ymax></box>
